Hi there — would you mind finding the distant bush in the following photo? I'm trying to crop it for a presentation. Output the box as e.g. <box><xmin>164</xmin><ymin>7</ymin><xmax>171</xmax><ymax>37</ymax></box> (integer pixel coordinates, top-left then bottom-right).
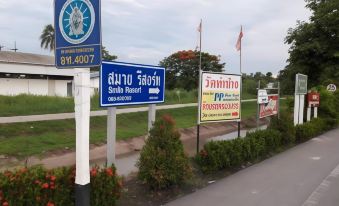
<box><xmin>0</xmin><ymin>165</ymin><xmax>122</xmax><ymax>206</ymax></box>
<box><xmin>137</xmin><ymin>115</ymin><xmax>192</xmax><ymax>190</ymax></box>
<box><xmin>196</xmin><ymin>129</ymin><xmax>282</xmax><ymax>173</ymax></box>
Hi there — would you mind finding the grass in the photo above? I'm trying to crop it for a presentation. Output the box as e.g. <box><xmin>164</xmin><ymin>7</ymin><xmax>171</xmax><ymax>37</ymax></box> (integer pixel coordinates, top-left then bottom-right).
<box><xmin>0</xmin><ymin>90</ymin><xmax>257</xmax><ymax>117</ymax></box>
<box><xmin>0</xmin><ymin>100</ymin><xmax>286</xmax><ymax>158</ymax></box>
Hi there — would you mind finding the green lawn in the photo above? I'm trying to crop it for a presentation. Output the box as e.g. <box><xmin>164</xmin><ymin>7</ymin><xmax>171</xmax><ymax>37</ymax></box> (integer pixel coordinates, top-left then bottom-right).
<box><xmin>0</xmin><ymin>100</ymin><xmax>286</xmax><ymax>158</ymax></box>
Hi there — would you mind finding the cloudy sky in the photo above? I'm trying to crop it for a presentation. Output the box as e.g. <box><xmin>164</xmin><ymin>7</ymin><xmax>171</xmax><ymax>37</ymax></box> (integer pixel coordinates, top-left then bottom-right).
<box><xmin>0</xmin><ymin>0</ymin><xmax>311</xmax><ymax>75</ymax></box>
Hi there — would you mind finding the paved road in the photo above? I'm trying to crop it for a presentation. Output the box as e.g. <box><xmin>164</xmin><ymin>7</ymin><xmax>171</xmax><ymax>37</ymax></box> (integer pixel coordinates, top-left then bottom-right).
<box><xmin>0</xmin><ymin>98</ymin><xmax>264</xmax><ymax>124</ymax></box>
<box><xmin>167</xmin><ymin>128</ymin><xmax>339</xmax><ymax>206</ymax></box>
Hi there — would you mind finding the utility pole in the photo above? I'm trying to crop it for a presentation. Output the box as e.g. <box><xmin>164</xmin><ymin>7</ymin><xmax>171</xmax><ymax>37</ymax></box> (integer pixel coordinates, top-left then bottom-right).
<box><xmin>10</xmin><ymin>41</ymin><xmax>18</xmax><ymax>52</ymax></box>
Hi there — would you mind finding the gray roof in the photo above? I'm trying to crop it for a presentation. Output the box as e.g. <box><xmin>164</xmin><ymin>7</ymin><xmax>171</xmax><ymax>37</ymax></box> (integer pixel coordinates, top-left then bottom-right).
<box><xmin>0</xmin><ymin>51</ymin><xmax>54</xmax><ymax>66</ymax></box>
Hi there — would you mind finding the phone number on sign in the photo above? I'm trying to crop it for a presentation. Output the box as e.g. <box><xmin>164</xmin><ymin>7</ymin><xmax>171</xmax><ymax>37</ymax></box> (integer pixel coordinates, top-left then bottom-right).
<box><xmin>60</xmin><ymin>55</ymin><xmax>95</xmax><ymax>66</ymax></box>
<box><xmin>108</xmin><ymin>96</ymin><xmax>132</xmax><ymax>102</ymax></box>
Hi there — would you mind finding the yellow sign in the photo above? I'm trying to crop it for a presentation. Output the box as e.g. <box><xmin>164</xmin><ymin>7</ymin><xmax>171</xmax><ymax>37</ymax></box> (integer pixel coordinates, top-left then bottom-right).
<box><xmin>199</xmin><ymin>72</ymin><xmax>241</xmax><ymax>123</ymax></box>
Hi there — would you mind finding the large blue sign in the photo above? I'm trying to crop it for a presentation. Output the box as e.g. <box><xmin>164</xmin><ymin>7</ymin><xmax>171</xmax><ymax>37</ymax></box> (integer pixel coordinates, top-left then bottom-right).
<box><xmin>54</xmin><ymin>0</ymin><xmax>101</xmax><ymax>68</ymax></box>
<box><xmin>100</xmin><ymin>61</ymin><xmax>165</xmax><ymax>107</ymax></box>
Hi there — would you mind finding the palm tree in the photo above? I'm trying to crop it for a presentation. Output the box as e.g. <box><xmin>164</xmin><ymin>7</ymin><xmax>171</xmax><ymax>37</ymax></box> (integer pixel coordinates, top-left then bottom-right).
<box><xmin>40</xmin><ymin>24</ymin><xmax>55</xmax><ymax>51</ymax></box>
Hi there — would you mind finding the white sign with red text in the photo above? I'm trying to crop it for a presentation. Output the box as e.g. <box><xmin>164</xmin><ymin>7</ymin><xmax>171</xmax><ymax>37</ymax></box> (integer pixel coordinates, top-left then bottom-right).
<box><xmin>199</xmin><ymin>72</ymin><xmax>241</xmax><ymax>123</ymax></box>
<box><xmin>259</xmin><ymin>95</ymin><xmax>279</xmax><ymax>118</ymax></box>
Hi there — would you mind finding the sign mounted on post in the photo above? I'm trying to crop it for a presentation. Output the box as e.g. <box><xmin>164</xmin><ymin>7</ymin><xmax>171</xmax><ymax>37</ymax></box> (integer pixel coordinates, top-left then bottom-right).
<box><xmin>199</xmin><ymin>72</ymin><xmax>241</xmax><ymax>123</ymax></box>
<box><xmin>100</xmin><ymin>61</ymin><xmax>165</xmax><ymax>107</ymax></box>
<box><xmin>257</xmin><ymin>89</ymin><xmax>269</xmax><ymax>104</ymax></box>
<box><xmin>54</xmin><ymin>0</ymin><xmax>102</xmax><ymax>68</ymax></box>
<box><xmin>327</xmin><ymin>84</ymin><xmax>337</xmax><ymax>92</ymax></box>
<box><xmin>295</xmin><ymin>74</ymin><xmax>308</xmax><ymax>94</ymax></box>
<box><xmin>307</xmin><ymin>92</ymin><xmax>320</xmax><ymax>107</ymax></box>
<box><xmin>294</xmin><ymin>73</ymin><xmax>308</xmax><ymax>125</ymax></box>
<box><xmin>259</xmin><ymin>95</ymin><xmax>278</xmax><ymax>118</ymax></box>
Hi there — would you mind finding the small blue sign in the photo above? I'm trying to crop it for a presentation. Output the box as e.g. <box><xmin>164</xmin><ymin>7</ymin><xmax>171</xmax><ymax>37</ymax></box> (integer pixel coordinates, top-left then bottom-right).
<box><xmin>54</xmin><ymin>0</ymin><xmax>101</xmax><ymax>68</ymax></box>
<box><xmin>100</xmin><ymin>61</ymin><xmax>165</xmax><ymax>107</ymax></box>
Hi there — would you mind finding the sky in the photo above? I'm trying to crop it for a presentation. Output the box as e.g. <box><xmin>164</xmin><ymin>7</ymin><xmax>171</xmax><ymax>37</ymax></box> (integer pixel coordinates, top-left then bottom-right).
<box><xmin>0</xmin><ymin>0</ymin><xmax>311</xmax><ymax>75</ymax></box>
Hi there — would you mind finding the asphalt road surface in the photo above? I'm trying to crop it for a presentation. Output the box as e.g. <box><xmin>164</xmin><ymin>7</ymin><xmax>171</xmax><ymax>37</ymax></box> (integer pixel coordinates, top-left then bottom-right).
<box><xmin>167</xmin><ymin>128</ymin><xmax>339</xmax><ymax>206</ymax></box>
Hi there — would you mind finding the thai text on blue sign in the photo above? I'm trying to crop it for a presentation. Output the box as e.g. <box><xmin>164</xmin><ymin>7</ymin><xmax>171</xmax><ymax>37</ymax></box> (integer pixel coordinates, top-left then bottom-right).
<box><xmin>100</xmin><ymin>61</ymin><xmax>165</xmax><ymax>107</ymax></box>
<box><xmin>54</xmin><ymin>0</ymin><xmax>102</xmax><ymax>68</ymax></box>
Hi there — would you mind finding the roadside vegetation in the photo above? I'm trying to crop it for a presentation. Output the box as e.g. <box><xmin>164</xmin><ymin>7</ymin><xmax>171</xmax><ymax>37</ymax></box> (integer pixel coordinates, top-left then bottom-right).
<box><xmin>0</xmin><ymin>165</ymin><xmax>122</xmax><ymax>206</ymax></box>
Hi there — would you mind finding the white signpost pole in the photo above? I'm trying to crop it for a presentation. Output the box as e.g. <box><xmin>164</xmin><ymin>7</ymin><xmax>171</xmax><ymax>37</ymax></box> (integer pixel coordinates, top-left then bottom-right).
<box><xmin>299</xmin><ymin>94</ymin><xmax>305</xmax><ymax>124</ymax></box>
<box><xmin>148</xmin><ymin>104</ymin><xmax>156</xmax><ymax>136</ymax></box>
<box><xmin>107</xmin><ymin>107</ymin><xmax>117</xmax><ymax>165</ymax></box>
<box><xmin>74</xmin><ymin>68</ymin><xmax>91</xmax><ymax>205</ymax></box>
<box><xmin>314</xmin><ymin>107</ymin><xmax>318</xmax><ymax>118</ymax></box>
<box><xmin>293</xmin><ymin>94</ymin><xmax>299</xmax><ymax>125</ymax></box>
<box><xmin>307</xmin><ymin>106</ymin><xmax>311</xmax><ymax>122</ymax></box>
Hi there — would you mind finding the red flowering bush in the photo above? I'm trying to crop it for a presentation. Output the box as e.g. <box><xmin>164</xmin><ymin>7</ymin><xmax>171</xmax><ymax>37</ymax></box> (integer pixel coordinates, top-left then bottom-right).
<box><xmin>137</xmin><ymin>115</ymin><xmax>192</xmax><ymax>190</ymax></box>
<box><xmin>0</xmin><ymin>165</ymin><xmax>122</xmax><ymax>206</ymax></box>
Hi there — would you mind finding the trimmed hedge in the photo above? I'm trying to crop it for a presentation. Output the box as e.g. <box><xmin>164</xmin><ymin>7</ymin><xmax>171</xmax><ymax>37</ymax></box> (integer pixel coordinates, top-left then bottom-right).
<box><xmin>196</xmin><ymin>129</ymin><xmax>282</xmax><ymax>173</ymax></box>
<box><xmin>197</xmin><ymin>116</ymin><xmax>336</xmax><ymax>173</ymax></box>
<box><xmin>0</xmin><ymin>165</ymin><xmax>122</xmax><ymax>206</ymax></box>
<box><xmin>137</xmin><ymin>115</ymin><xmax>192</xmax><ymax>190</ymax></box>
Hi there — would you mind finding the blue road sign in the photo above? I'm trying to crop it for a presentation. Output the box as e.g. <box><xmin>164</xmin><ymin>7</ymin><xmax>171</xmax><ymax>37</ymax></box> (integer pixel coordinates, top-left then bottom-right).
<box><xmin>54</xmin><ymin>0</ymin><xmax>101</xmax><ymax>68</ymax></box>
<box><xmin>100</xmin><ymin>61</ymin><xmax>165</xmax><ymax>107</ymax></box>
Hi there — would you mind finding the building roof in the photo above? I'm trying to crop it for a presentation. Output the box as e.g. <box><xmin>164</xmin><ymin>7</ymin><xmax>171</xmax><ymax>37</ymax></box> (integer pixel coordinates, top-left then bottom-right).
<box><xmin>0</xmin><ymin>51</ymin><xmax>100</xmax><ymax>78</ymax></box>
<box><xmin>0</xmin><ymin>51</ymin><xmax>54</xmax><ymax>66</ymax></box>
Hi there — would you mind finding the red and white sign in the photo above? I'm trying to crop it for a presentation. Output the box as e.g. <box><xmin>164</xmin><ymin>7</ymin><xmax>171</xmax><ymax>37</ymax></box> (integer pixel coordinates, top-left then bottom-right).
<box><xmin>307</xmin><ymin>92</ymin><xmax>320</xmax><ymax>107</ymax></box>
<box><xmin>259</xmin><ymin>95</ymin><xmax>278</xmax><ymax>118</ymax></box>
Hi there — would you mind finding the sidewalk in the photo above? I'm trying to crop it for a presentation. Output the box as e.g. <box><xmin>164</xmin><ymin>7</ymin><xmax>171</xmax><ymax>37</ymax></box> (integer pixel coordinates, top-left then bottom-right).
<box><xmin>166</xmin><ymin>128</ymin><xmax>339</xmax><ymax>206</ymax></box>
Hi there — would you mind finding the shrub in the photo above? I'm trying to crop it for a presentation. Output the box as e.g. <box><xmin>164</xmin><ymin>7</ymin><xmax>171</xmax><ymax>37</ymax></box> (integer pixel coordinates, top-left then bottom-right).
<box><xmin>196</xmin><ymin>129</ymin><xmax>282</xmax><ymax>173</ymax></box>
<box><xmin>137</xmin><ymin>115</ymin><xmax>192</xmax><ymax>190</ymax></box>
<box><xmin>0</xmin><ymin>165</ymin><xmax>122</xmax><ymax>206</ymax></box>
<box><xmin>269</xmin><ymin>111</ymin><xmax>296</xmax><ymax>145</ymax></box>
<box><xmin>295</xmin><ymin>118</ymin><xmax>329</xmax><ymax>143</ymax></box>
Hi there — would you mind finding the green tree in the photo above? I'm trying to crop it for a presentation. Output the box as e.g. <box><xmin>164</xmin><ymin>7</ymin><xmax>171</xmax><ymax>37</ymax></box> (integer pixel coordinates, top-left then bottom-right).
<box><xmin>159</xmin><ymin>50</ymin><xmax>225</xmax><ymax>90</ymax></box>
<box><xmin>279</xmin><ymin>0</ymin><xmax>339</xmax><ymax>94</ymax></box>
<box><xmin>40</xmin><ymin>24</ymin><xmax>55</xmax><ymax>51</ymax></box>
<box><xmin>91</xmin><ymin>46</ymin><xmax>118</xmax><ymax>71</ymax></box>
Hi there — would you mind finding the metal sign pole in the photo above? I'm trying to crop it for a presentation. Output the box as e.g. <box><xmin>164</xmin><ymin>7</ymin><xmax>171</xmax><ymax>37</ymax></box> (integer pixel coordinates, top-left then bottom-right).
<box><xmin>107</xmin><ymin>107</ymin><xmax>117</xmax><ymax>166</ymax></box>
<box><xmin>256</xmin><ymin>80</ymin><xmax>261</xmax><ymax>130</ymax></box>
<box><xmin>277</xmin><ymin>82</ymin><xmax>280</xmax><ymax>119</ymax></box>
<box><xmin>74</xmin><ymin>68</ymin><xmax>90</xmax><ymax>206</ymax></box>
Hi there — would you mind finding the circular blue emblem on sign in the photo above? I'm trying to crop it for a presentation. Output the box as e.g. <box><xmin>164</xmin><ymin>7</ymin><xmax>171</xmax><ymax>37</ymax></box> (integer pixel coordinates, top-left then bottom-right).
<box><xmin>59</xmin><ymin>0</ymin><xmax>95</xmax><ymax>44</ymax></box>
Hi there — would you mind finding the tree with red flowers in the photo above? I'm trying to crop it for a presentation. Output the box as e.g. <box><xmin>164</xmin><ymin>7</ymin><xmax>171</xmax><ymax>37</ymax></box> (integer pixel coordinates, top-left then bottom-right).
<box><xmin>160</xmin><ymin>50</ymin><xmax>225</xmax><ymax>90</ymax></box>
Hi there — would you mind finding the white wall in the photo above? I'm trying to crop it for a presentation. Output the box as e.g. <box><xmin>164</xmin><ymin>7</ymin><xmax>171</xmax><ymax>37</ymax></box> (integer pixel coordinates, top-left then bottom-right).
<box><xmin>55</xmin><ymin>80</ymin><xmax>71</xmax><ymax>97</ymax></box>
<box><xmin>0</xmin><ymin>78</ymin><xmax>71</xmax><ymax>97</ymax></box>
<box><xmin>90</xmin><ymin>77</ymin><xmax>99</xmax><ymax>96</ymax></box>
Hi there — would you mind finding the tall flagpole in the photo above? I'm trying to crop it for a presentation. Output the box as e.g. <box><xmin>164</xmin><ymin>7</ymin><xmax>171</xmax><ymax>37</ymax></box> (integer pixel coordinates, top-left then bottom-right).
<box><xmin>238</xmin><ymin>25</ymin><xmax>243</xmax><ymax>137</ymax></box>
<box><xmin>199</xmin><ymin>19</ymin><xmax>202</xmax><ymax>72</ymax></box>
<box><xmin>239</xmin><ymin>25</ymin><xmax>242</xmax><ymax>74</ymax></box>
<box><xmin>197</xmin><ymin>19</ymin><xmax>202</xmax><ymax>155</ymax></box>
